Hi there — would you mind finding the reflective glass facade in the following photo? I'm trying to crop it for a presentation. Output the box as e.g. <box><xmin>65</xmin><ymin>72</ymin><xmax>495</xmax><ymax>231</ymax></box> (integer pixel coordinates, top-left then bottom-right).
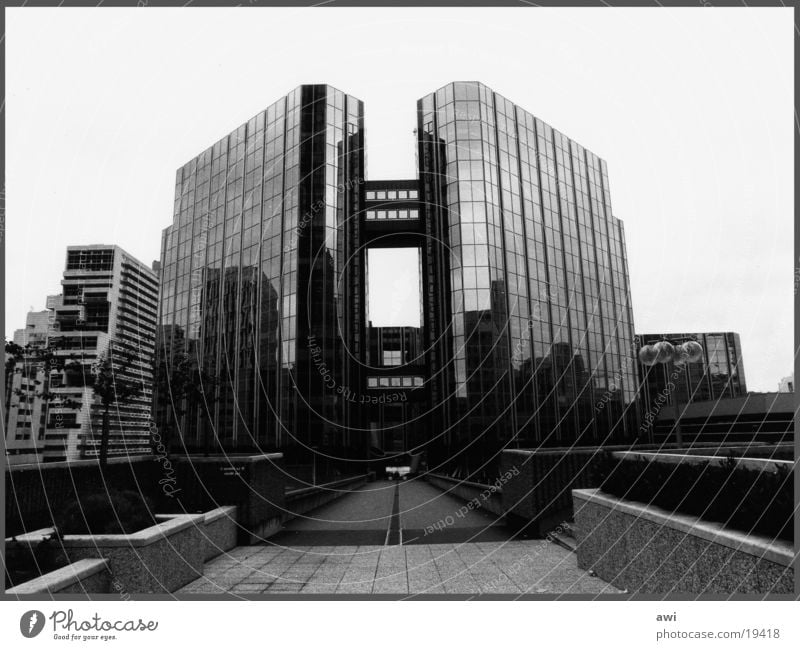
<box><xmin>157</xmin><ymin>85</ymin><xmax>365</xmax><ymax>454</ymax></box>
<box><xmin>158</xmin><ymin>81</ymin><xmax>640</xmax><ymax>462</ymax></box>
<box><xmin>637</xmin><ymin>332</ymin><xmax>747</xmax><ymax>424</ymax></box>
<box><xmin>418</xmin><ymin>82</ymin><xmax>639</xmax><ymax>451</ymax></box>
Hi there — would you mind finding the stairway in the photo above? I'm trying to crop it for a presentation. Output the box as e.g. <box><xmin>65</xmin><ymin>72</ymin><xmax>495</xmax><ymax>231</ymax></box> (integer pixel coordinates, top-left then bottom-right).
<box><xmin>546</xmin><ymin>521</ymin><xmax>578</xmax><ymax>554</ymax></box>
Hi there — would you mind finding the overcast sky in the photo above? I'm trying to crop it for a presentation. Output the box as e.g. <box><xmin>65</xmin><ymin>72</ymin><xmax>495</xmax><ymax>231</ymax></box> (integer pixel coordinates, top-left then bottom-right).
<box><xmin>6</xmin><ymin>7</ymin><xmax>793</xmax><ymax>392</ymax></box>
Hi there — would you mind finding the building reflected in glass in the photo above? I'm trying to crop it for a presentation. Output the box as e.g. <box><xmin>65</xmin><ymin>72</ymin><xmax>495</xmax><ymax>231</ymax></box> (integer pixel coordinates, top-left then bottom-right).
<box><xmin>418</xmin><ymin>81</ymin><xmax>639</xmax><ymax>460</ymax></box>
<box><xmin>157</xmin><ymin>85</ymin><xmax>365</xmax><ymax>459</ymax></box>
<box><xmin>157</xmin><ymin>82</ymin><xmax>640</xmax><ymax>466</ymax></box>
<box><xmin>636</xmin><ymin>332</ymin><xmax>747</xmax><ymax>422</ymax></box>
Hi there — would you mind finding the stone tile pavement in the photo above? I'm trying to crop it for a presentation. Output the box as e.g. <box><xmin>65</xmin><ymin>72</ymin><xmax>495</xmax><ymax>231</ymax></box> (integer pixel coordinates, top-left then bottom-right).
<box><xmin>178</xmin><ymin>540</ymin><xmax>622</xmax><ymax>595</ymax></box>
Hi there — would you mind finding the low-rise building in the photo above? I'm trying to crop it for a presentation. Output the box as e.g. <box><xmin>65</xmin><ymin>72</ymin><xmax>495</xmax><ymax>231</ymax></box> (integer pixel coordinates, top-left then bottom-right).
<box><xmin>636</xmin><ymin>332</ymin><xmax>748</xmax><ymax>441</ymax></box>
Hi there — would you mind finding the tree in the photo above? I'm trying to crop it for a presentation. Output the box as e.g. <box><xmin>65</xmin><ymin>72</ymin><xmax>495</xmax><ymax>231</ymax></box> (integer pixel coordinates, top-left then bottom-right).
<box><xmin>4</xmin><ymin>339</ymin><xmax>81</xmax><ymax>411</ymax></box>
<box><xmin>5</xmin><ymin>339</ymin><xmax>145</xmax><ymax>466</ymax></box>
<box><xmin>82</xmin><ymin>344</ymin><xmax>144</xmax><ymax>468</ymax></box>
<box><xmin>154</xmin><ymin>351</ymin><xmax>220</xmax><ymax>457</ymax></box>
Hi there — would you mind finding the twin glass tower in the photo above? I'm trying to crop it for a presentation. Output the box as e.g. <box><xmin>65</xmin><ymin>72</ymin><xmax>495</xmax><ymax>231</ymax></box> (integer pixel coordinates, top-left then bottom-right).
<box><xmin>156</xmin><ymin>82</ymin><xmax>639</xmax><ymax>466</ymax></box>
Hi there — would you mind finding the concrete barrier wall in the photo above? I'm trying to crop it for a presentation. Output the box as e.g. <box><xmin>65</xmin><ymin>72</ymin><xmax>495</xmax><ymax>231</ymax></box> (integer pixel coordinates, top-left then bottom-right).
<box><xmin>612</xmin><ymin>450</ymin><xmax>793</xmax><ymax>472</ymax></box>
<box><xmin>168</xmin><ymin>454</ymin><xmax>286</xmax><ymax>544</ymax></box>
<box><xmin>6</xmin><ymin>559</ymin><xmax>112</xmax><ymax>596</ymax></box>
<box><xmin>573</xmin><ymin>489</ymin><xmax>794</xmax><ymax>594</ymax></box>
<box><xmin>5</xmin><ymin>456</ymin><xmax>161</xmax><ymax>538</ymax></box>
<box><xmin>500</xmin><ymin>448</ymin><xmax>600</xmax><ymax>533</ymax></box>
<box><xmin>498</xmin><ymin>444</ymin><xmax>787</xmax><ymax>535</ymax></box>
<box><xmin>5</xmin><ymin>453</ymin><xmax>288</xmax><ymax>546</ymax></box>
<box><xmin>7</xmin><ymin>514</ymin><xmax>207</xmax><ymax>593</ymax></box>
<box><xmin>201</xmin><ymin>506</ymin><xmax>238</xmax><ymax>561</ymax></box>
<box><xmin>8</xmin><ymin>507</ymin><xmax>239</xmax><ymax>594</ymax></box>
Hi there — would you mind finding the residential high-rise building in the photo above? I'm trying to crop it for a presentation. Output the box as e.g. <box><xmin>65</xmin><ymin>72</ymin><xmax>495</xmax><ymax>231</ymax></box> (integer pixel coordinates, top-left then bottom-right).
<box><xmin>39</xmin><ymin>245</ymin><xmax>158</xmax><ymax>461</ymax></box>
<box><xmin>4</xmin><ymin>311</ymin><xmax>51</xmax><ymax>465</ymax></box>
<box><xmin>157</xmin><ymin>82</ymin><xmax>640</xmax><ymax>467</ymax></box>
<box><xmin>12</xmin><ymin>310</ymin><xmax>51</xmax><ymax>347</ymax></box>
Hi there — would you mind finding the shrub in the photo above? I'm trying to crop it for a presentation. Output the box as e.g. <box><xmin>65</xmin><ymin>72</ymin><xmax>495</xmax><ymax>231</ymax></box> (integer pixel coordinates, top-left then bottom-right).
<box><xmin>56</xmin><ymin>489</ymin><xmax>156</xmax><ymax>535</ymax></box>
<box><xmin>594</xmin><ymin>451</ymin><xmax>793</xmax><ymax>542</ymax></box>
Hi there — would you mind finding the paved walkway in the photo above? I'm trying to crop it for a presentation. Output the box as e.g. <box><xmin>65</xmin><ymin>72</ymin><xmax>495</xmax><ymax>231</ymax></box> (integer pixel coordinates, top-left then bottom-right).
<box><xmin>178</xmin><ymin>478</ymin><xmax>620</xmax><ymax>595</ymax></box>
<box><xmin>271</xmin><ymin>479</ymin><xmax>511</xmax><ymax>546</ymax></box>
<box><xmin>179</xmin><ymin>541</ymin><xmax>620</xmax><ymax>595</ymax></box>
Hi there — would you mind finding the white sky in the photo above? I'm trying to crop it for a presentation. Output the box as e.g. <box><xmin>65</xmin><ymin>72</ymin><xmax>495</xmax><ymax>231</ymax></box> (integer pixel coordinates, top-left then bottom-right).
<box><xmin>368</xmin><ymin>248</ymin><xmax>422</xmax><ymax>328</ymax></box>
<box><xmin>6</xmin><ymin>7</ymin><xmax>793</xmax><ymax>392</ymax></box>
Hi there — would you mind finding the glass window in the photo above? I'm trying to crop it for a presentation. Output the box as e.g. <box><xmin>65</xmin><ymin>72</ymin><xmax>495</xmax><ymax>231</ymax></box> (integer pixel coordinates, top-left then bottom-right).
<box><xmin>366</xmin><ymin>191</ymin><xmax>377</xmax><ymax>200</ymax></box>
<box><xmin>409</xmin><ymin>209</ymin><xmax>419</xmax><ymax>219</ymax></box>
<box><xmin>408</xmin><ymin>190</ymin><xmax>419</xmax><ymax>199</ymax></box>
<box><xmin>379</xmin><ymin>377</ymin><xmax>390</xmax><ymax>387</ymax></box>
<box><xmin>383</xmin><ymin>350</ymin><xmax>402</xmax><ymax>366</ymax></box>
<box><xmin>367</xmin><ymin>377</ymin><xmax>378</xmax><ymax>388</ymax></box>
<box><xmin>387</xmin><ymin>191</ymin><xmax>397</xmax><ymax>200</ymax></box>
<box><xmin>413</xmin><ymin>377</ymin><xmax>424</xmax><ymax>387</ymax></box>
<box><xmin>376</xmin><ymin>191</ymin><xmax>387</xmax><ymax>200</ymax></box>
<box><xmin>398</xmin><ymin>190</ymin><xmax>408</xmax><ymax>199</ymax></box>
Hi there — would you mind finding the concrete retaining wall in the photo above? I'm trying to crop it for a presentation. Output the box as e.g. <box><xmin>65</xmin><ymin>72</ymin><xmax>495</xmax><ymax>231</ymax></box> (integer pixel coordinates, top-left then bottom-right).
<box><xmin>7</xmin><ymin>559</ymin><xmax>112</xmax><ymax>596</ymax></box>
<box><xmin>200</xmin><ymin>506</ymin><xmax>238</xmax><ymax>561</ymax></box>
<box><xmin>8</xmin><ymin>514</ymin><xmax>206</xmax><ymax>594</ymax></box>
<box><xmin>168</xmin><ymin>454</ymin><xmax>286</xmax><ymax>544</ymax></box>
<box><xmin>573</xmin><ymin>489</ymin><xmax>794</xmax><ymax>594</ymax></box>
<box><xmin>6</xmin><ymin>454</ymin><xmax>286</xmax><ymax>547</ymax></box>
<box><xmin>500</xmin><ymin>448</ymin><xmax>600</xmax><ymax>535</ymax></box>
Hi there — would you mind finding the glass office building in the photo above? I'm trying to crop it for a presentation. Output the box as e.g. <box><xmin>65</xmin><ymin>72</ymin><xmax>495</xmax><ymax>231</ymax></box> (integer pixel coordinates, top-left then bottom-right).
<box><xmin>157</xmin><ymin>85</ymin><xmax>365</xmax><ymax>455</ymax></box>
<box><xmin>418</xmin><ymin>81</ymin><xmax>639</xmax><ymax>452</ymax></box>
<box><xmin>636</xmin><ymin>332</ymin><xmax>747</xmax><ymax>420</ymax></box>
<box><xmin>158</xmin><ymin>81</ymin><xmax>639</xmax><ymax>462</ymax></box>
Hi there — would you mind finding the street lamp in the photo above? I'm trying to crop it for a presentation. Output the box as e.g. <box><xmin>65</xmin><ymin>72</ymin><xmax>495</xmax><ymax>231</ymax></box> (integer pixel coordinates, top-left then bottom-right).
<box><xmin>638</xmin><ymin>338</ymin><xmax>704</xmax><ymax>446</ymax></box>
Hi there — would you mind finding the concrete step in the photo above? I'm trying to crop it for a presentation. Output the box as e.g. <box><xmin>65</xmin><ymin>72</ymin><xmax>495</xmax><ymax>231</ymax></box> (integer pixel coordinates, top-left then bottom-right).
<box><xmin>547</xmin><ymin>523</ymin><xmax>578</xmax><ymax>553</ymax></box>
